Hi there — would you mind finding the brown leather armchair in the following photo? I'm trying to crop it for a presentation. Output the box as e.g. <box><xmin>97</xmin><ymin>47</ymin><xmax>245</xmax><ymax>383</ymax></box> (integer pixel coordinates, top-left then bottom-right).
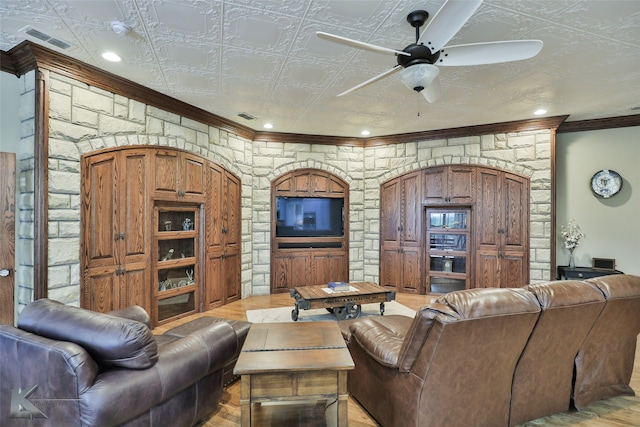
<box><xmin>343</xmin><ymin>288</ymin><xmax>541</xmax><ymax>427</ymax></box>
<box><xmin>573</xmin><ymin>274</ymin><xmax>640</xmax><ymax>410</ymax></box>
<box><xmin>0</xmin><ymin>299</ymin><xmax>238</xmax><ymax>427</ymax></box>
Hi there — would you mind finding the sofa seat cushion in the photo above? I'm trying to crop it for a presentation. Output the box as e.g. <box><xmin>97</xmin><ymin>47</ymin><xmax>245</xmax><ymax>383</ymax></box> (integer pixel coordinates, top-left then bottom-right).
<box><xmin>18</xmin><ymin>299</ymin><xmax>158</xmax><ymax>369</ymax></box>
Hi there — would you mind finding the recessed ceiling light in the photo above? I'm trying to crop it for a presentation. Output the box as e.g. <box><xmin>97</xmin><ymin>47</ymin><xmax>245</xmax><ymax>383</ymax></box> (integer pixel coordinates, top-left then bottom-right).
<box><xmin>263</xmin><ymin>123</ymin><xmax>273</xmax><ymax>129</ymax></box>
<box><xmin>534</xmin><ymin>108</ymin><xmax>547</xmax><ymax>115</ymax></box>
<box><xmin>102</xmin><ymin>51</ymin><xmax>121</xmax><ymax>62</ymax></box>
<box><xmin>361</xmin><ymin>130</ymin><xmax>370</xmax><ymax>136</ymax></box>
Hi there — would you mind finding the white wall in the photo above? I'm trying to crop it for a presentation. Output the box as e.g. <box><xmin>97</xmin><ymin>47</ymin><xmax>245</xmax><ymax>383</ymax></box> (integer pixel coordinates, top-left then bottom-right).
<box><xmin>556</xmin><ymin>126</ymin><xmax>640</xmax><ymax>275</ymax></box>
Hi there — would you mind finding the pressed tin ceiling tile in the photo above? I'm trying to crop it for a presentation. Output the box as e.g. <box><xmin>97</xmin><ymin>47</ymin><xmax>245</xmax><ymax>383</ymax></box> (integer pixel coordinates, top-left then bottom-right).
<box><xmin>1</xmin><ymin>0</ymin><xmax>639</xmax><ymax>137</ymax></box>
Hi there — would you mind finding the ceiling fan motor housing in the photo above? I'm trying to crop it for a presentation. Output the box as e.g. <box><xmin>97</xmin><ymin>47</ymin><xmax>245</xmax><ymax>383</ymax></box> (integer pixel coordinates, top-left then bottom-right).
<box><xmin>397</xmin><ymin>43</ymin><xmax>440</xmax><ymax>68</ymax></box>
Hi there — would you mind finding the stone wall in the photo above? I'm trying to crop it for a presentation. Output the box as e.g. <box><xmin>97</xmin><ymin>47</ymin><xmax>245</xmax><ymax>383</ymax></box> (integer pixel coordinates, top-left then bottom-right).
<box><xmin>45</xmin><ymin>72</ymin><xmax>254</xmax><ymax>305</ymax></box>
<box><xmin>16</xmin><ymin>71</ymin><xmax>36</xmax><ymax>311</ymax></box>
<box><xmin>40</xmin><ymin>71</ymin><xmax>552</xmax><ymax>306</ymax></box>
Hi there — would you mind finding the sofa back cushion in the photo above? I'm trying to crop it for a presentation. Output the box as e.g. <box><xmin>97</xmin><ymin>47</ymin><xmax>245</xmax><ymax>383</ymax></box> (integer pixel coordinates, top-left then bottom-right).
<box><xmin>509</xmin><ymin>280</ymin><xmax>606</xmax><ymax>426</ymax></box>
<box><xmin>18</xmin><ymin>299</ymin><xmax>158</xmax><ymax>369</ymax></box>
<box><xmin>397</xmin><ymin>287</ymin><xmax>541</xmax><ymax>373</ymax></box>
<box><xmin>573</xmin><ymin>274</ymin><xmax>640</xmax><ymax>410</ymax></box>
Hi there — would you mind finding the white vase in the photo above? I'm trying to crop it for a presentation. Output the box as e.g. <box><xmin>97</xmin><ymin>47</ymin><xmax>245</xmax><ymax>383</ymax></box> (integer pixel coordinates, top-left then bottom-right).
<box><xmin>569</xmin><ymin>250</ymin><xmax>575</xmax><ymax>268</ymax></box>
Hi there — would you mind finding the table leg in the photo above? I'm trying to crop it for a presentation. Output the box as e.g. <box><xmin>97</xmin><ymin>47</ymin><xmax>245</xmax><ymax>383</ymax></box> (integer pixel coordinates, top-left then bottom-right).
<box><xmin>337</xmin><ymin>371</ymin><xmax>349</xmax><ymax>426</ymax></box>
<box><xmin>291</xmin><ymin>303</ymin><xmax>299</xmax><ymax>321</ymax></box>
<box><xmin>240</xmin><ymin>375</ymin><xmax>251</xmax><ymax>427</ymax></box>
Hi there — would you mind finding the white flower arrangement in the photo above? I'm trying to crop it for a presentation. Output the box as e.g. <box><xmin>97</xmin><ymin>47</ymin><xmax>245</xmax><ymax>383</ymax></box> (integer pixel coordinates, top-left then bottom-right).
<box><xmin>560</xmin><ymin>219</ymin><xmax>585</xmax><ymax>251</ymax></box>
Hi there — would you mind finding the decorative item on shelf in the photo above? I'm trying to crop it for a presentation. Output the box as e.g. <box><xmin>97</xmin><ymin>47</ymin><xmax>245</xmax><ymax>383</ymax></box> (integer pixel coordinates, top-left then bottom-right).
<box><xmin>186</xmin><ymin>269</ymin><xmax>194</xmax><ymax>284</ymax></box>
<box><xmin>160</xmin><ymin>248</ymin><xmax>174</xmax><ymax>261</ymax></box>
<box><xmin>560</xmin><ymin>219</ymin><xmax>585</xmax><ymax>268</ymax></box>
<box><xmin>159</xmin><ymin>279</ymin><xmax>172</xmax><ymax>292</ymax></box>
<box><xmin>164</xmin><ymin>220</ymin><xmax>172</xmax><ymax>231</ymax></box>
<box><xmin>592</xmin><ymin>258</ymin><xmax>616</xmax><ymax>271</ymax></box>
<box><xmin>443</xmin><ymin>258</ymin><xmax>453</xmax><ymax>272</ymax></box>
<box><xmin>182</xmin><ymin>218</ymin><xmax>193</xmax><ymax>231</ymax></box>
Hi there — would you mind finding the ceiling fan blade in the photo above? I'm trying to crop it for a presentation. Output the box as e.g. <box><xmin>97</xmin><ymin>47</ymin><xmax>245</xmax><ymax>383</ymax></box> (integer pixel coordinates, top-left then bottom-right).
<box><xmin>437</xmin><ymin>40</ymin><xmax>543</xmax><ymax>66</ymax></box>
<box><xmin>418</xmin><ymin>0</ymin><xmax>484</xmax><ymax>53</ymax></box>
<box><xmin>422</xmin><ymin>77</ymin><xmax>442</xmax><ymax>103</ymax></box>
<box><xmin>316</xmin><ymin>32</ymin><xmax>410</xmax><ymax>57</ymax></box>
<box><xmin>337</xmin><ymin>65</ymin><xmax>402</xmax><ymax>97</ymax></box>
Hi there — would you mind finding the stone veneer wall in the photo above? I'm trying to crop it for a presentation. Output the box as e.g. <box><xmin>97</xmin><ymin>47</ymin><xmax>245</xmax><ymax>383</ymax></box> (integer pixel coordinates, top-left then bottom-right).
<box><xmin>31</xmin><ymin>71</ymin><xmax>552</xmax><ymax>307</ymax></box>
<box><xmin>15</xmin><ymin>71</ymin><xmax>36</xmax><ymax>310</ymax></box>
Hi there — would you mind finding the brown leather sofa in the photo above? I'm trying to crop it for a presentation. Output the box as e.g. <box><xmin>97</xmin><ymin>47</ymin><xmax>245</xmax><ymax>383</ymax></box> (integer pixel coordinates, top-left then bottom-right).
<box><xmin>340</xmin><ymin>274</ymin><xmax>640</xmax><ymax>427</ymax></box>
<box><xmin>0</xmin><ymin>299</ymin><xmax>239</xmax><ymax>427</ymax></box>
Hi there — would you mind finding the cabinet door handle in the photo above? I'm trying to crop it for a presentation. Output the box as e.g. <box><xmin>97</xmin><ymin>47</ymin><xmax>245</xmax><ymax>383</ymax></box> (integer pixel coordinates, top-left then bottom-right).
<box><xmin>222</xmin><ymin>227</ymin><xmax>227</xmax><ymax>234</ymax></box>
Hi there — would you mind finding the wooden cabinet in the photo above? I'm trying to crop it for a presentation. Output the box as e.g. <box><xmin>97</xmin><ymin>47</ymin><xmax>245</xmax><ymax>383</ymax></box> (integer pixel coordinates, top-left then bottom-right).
<box><xmin>423</xmin><ymin>165</ymin><xmax>476</xmax><ymax>203</ymax></box>
<box><xmin>82</xmin><ymin>147</ymin><xmax>241</xmax><ymax>325</ymax></box>
<box><xmin>153</xmin><ymin>149</ymin><xmax>205</xmax><ymax>201</ymax></box>
<box><xmin>273</xmin><ymin>251</ymin><xmax>312</xmax><ymax>292</ymax></box>
<box><xmin>204</xmin><ymin>164</ymin><xmax>241</xmax><ymax>309</ymax></box>
<box><xmin>475</xmin><ymin>169</ymin><xmax>529</xmax><ymax>288</ymax></box>
<box><xmin>380</xmin><ymin>246</ymin><xmax>421</xmax><ymax>293</ymax></box>
<box><xmin>311</xmin><ymin>250</ymin><xmax>349</xmax><ymax>285</ymax></box>
<box><xmin>380</xmin><ymin>171</ymin><xmax>422</xmax><ymax>293</ymax></box>
<box><xmin>380</xmin><ymin>165</ymin><xmax>529</xmax><ymax>294</ymax></box>
<box><xmin>82</xmin><ymin>149</ymin><xmax>150</xmax><ymax>312</ymax></box>
<box><xmin>271</xmin><ymin>169</ymin><xmax>349</xmax><ymax>293</ymax></box>
<box><xmin>425</xmin><ymin>209</ymin><xmax>470</xmax><ymax>292</ymax></box>
<box><xmin>153</xmin><ymin>205</ymin><xmax>199</xmax><ymax>324</ymax></box>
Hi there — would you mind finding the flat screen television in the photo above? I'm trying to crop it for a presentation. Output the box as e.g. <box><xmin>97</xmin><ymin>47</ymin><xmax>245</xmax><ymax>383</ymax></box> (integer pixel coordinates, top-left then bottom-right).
<box><xmin>275</xmin><ymin>197</ymin><xmax>344</xmax><ymax>237</ymax></box>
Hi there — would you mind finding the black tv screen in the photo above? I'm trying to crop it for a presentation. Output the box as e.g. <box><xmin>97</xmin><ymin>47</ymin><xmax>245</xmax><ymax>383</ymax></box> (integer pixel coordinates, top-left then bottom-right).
<box><xmin>276</xmin><ymin>197</ymin><xmax>344</xmax><ymax>237</ymax></box>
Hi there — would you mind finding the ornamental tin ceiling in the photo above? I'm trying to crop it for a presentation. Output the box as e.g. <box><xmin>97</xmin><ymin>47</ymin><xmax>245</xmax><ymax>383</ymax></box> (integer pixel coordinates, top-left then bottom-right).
<box><xmin>1</xmin><ymin>0</ymin><xmax>639</xmax><ymax>137</ymax></box>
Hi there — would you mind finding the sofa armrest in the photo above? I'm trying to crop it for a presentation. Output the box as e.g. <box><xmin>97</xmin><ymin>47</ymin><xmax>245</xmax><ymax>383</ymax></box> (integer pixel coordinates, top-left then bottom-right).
<box><xmin>78</xmin><ymin>321</ymin><xmax>237</xmax><ymax>427</ymax></box>
<box><xmin>350</xmin><ymin>318</ymin><xmax>405</xmax><ymax>368</ymax></box>
<box><xmin>0</xmin><ymin>325</ymin><xmax>99</xmax><ymax>425</ymax></box>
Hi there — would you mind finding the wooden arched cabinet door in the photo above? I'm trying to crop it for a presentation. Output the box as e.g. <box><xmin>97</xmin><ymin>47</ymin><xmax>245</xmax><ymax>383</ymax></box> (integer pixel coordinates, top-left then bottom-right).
<box><xmin>270</xmin><ymin>169</ymin><xmax>349</xmax><ymax>293</ymax></box>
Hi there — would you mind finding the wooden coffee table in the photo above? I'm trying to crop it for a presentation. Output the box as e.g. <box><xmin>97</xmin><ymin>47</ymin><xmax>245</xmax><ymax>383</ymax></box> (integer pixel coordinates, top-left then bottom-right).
<box><xmin>233</xmin><ymin>322</ymin><xmax>354</xmax><ymax>427</ymax></box>
<box><xmin>289</xmin><ymin>281</ymin><xmax>396</xmax><ymax>321</ymax></box>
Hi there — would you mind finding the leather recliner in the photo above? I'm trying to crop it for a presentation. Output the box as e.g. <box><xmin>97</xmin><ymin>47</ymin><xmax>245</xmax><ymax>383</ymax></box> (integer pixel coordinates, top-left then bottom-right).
<box><xmin>342</xmin><ymin>287</ymin><xmax>541</xmax><ymax>427</ymax></box>
<box><xmin>0</xmin><ymin>299</ymin><xmax>238</xmax><ymax>427</ymax></box>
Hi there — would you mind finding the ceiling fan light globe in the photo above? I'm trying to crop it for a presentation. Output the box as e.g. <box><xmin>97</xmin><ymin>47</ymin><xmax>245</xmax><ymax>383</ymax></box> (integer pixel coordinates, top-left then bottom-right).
<box><xmin>399</xmin><ymin>64</ymin><xmax>439</xmax><ymax>92</ymax></box>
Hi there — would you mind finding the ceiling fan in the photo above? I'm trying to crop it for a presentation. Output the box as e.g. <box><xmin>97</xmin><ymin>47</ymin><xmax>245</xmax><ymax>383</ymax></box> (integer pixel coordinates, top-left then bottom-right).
<box><xmin>316</xmin><ymin>0</ymin><xmax>543</xmax><ymax>103</ymax></box>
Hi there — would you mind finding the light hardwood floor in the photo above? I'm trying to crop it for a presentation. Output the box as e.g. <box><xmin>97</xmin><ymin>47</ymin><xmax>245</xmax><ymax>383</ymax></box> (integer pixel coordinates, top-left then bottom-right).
<box><xmin>154</xmin><ymin>293</ymin><xmax>640</xmax><ymax>427</ymax></box>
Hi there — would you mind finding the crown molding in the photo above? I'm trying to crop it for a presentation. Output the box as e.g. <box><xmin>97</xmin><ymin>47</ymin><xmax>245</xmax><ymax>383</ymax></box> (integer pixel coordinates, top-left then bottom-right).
<box><xmin>3</xmin><ymin>41</ymin><xmax>257</xmax><ymax>140</ymax></box>
<box><xmin>557</xmin><ymin>114</ymin><xmax>640</xmax><ymax>133</ymax></box>
<box><xmin>3</xmin><ymin>40</ymin><xmax>632</xmax><ymax>145</ymax></box>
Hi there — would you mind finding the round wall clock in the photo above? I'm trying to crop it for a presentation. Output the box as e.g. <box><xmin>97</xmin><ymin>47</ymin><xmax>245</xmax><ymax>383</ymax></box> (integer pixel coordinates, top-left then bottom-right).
<box><xmin>590</xmin><ymin>169</ymin><xmax>623</xmax><ymax>198</ymax></box>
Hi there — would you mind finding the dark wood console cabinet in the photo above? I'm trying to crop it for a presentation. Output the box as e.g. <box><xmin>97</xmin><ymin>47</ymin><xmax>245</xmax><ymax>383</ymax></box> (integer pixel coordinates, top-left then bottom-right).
<box><xmin>271</xmin><ymin>169</ymin><xmax>349</xmax><ymax>293</ymax></box>
<box><xmin>81</xmin><ymin>146</ymin><xmax>241</xmax><ymax>325</ymax></box>
<box><xmin>557</xmin><ymin>266</ymin><xmax>624</xmax><ymax>280</ymax></box>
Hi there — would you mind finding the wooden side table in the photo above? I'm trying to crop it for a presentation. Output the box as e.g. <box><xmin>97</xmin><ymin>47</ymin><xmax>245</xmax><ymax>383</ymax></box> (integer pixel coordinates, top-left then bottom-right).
<box><xmin>557</xmin><ymin>265</ymin><xmax>624</xmax><ymax>280</ymax></box>
<box><xmin>234</xmin><ymin>322</ymin><xmax>354</xmax><ymax>426</ymax></box>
